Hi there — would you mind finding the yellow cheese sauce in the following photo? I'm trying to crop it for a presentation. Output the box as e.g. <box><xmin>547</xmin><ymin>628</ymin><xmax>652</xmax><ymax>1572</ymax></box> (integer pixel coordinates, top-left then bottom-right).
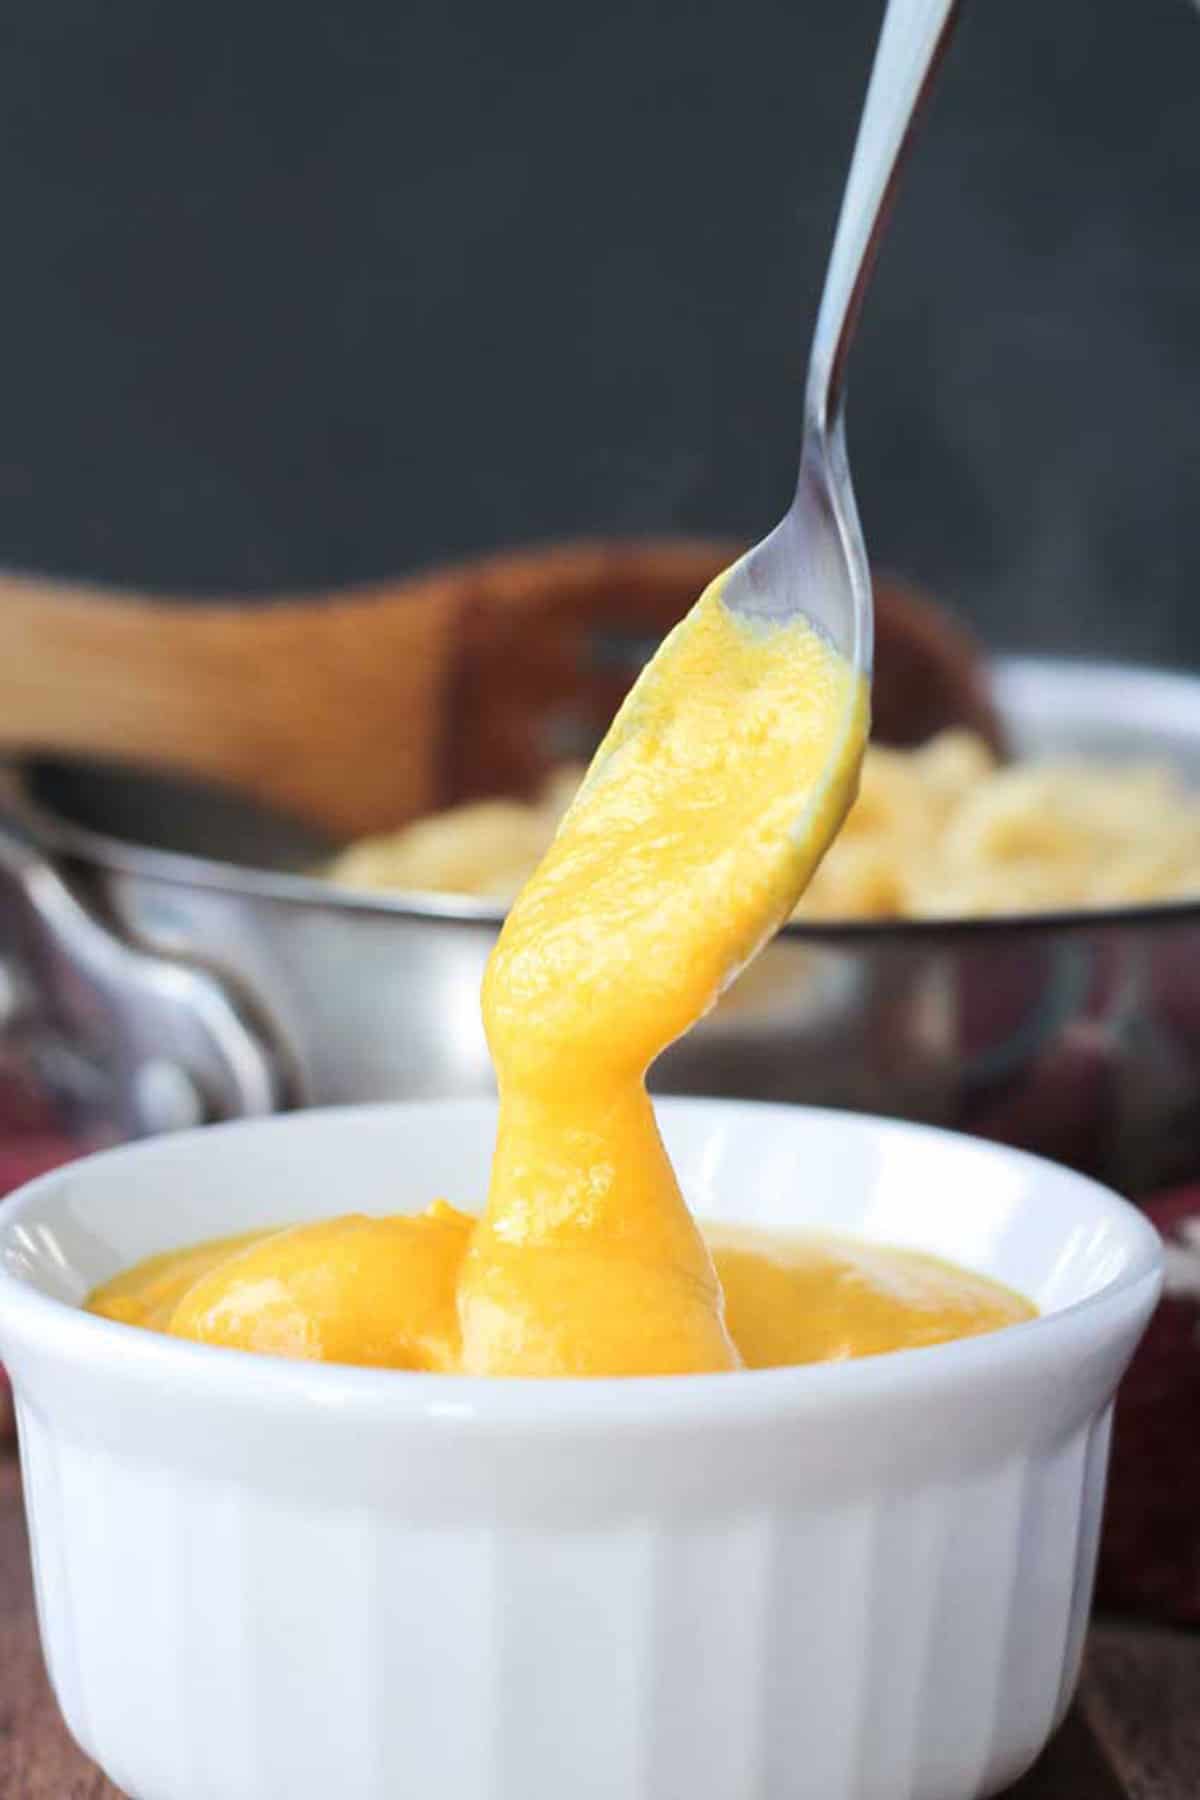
<box><xmin>459</xmin><ymin>578</ymin><xmax>868</xmax><ymax>1374</ymax></box>
<box><xmin>88</xmin><ymin>1211</ymin><xmax>1033</xmax><ymax>1371</ymax></box>
<box><xmin>86</xmin><ymin>573</ymin><xmax>1034</xmax><ymax>1371</ymax></box>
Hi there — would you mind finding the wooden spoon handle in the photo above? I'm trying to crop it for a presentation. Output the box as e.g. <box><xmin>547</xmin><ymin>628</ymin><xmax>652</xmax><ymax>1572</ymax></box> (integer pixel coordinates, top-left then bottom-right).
<box><xmin>0</xmin><ymin>566</ymin><xmax>470</xmax><ymax>839</ymax></box>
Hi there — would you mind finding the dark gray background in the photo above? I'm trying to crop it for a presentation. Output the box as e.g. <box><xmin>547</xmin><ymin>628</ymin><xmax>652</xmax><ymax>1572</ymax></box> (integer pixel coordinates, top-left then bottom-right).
<box><xmin>1</xmin><ymin>0</ymin><xmax>1197</xmax><ymax>662</ymax></box>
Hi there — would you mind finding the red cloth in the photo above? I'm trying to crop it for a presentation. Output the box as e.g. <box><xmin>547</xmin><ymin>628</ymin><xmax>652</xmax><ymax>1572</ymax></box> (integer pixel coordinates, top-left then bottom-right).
<box><xmin>0</xmin><ymin>1137</ymin><xmax>83</xmax><ymax>1193</ymax></box>
<box><xmin>1097</xmin><ymin>1185</ymin><xmax>1200</xmax><ymax>1624</ymax></box>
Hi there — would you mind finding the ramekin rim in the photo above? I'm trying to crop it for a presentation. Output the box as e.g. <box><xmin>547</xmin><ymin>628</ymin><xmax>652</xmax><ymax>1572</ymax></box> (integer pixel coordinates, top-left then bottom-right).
<box><xmin>0</xmin><ymin>1098</ymin><xmax>1165</xmax><ymax>1434</ymax></box>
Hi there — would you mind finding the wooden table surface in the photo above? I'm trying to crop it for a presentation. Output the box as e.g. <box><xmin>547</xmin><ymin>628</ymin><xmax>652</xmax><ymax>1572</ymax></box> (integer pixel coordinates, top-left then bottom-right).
<box><xmin>1</xmin><ymin>1448</ymin><xmax>1195</xmax><ymax>1799</ymax></box>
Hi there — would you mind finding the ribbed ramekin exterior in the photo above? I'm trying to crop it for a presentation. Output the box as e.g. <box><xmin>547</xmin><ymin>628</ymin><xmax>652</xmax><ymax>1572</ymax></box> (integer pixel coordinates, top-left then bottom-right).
<box><xmin>18</xmin><ymin>1394</ymin><xmax>1111</xmax><ymax>1800</ymax></box>
<box><xmin>1</xmin><ymin>1099</ymin><xmax>1161</xmax><ymax>1800</ymax></box>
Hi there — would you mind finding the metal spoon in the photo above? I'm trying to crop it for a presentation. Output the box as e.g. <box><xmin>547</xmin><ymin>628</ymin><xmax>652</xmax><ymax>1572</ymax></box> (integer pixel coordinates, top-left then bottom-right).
<box><xmin>722</xmin><ymin>0</ymin><xmax>961</xmax><ymax>676</ymax></box>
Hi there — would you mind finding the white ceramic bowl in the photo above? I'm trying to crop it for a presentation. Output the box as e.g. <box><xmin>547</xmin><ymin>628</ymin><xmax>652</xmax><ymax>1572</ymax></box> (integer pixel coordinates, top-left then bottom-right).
<box><xmin>0</xmin><ymin>1099</ymin><xmax>1161</xmax><ymax>1800</ymax></box>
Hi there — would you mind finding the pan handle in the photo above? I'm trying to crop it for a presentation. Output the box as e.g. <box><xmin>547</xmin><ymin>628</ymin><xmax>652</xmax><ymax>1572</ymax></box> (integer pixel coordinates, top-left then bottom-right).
<box><xmin>0</xmin><ymin>809</ymin><xmax>286</xmax><ymax>1136</ymax></box>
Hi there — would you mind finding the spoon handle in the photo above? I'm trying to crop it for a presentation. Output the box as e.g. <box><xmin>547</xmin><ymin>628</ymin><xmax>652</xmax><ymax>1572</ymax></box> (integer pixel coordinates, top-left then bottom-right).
<box><xmin>805</xmin><ymin>0</ymin><xmax>960</xmax><ymax>437</ymax></box>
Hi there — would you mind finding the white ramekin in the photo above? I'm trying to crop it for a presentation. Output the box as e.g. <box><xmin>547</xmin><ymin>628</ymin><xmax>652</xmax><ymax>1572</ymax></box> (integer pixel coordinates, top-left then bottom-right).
<box><xmin>0</xmin><ymin>1098</ymin><xmax>1161</xmax><ymax>1800</ymax></box>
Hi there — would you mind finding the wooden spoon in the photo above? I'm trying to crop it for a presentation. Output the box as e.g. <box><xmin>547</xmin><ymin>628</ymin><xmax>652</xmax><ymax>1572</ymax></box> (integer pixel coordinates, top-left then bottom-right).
<box><xmin>0</xmin><ymin>540</ymin><xmax>1003</xmax><ymax>842</ymax></box>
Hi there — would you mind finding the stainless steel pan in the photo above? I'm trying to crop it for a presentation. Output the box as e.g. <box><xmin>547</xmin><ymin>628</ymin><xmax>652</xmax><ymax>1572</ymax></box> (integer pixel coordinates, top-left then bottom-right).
<box><xmin>3</xmin><ymin>654</ymin><xmax>1200</xmax><ymax>1192</ymax></box>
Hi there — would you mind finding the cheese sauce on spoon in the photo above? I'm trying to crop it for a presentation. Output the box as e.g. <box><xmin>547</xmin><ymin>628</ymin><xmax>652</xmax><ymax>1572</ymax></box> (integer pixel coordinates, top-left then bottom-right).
<box><xmin>458</xmin><ymin>574</ymin><xmax>866</xmax><ymax>1374</ymax></box>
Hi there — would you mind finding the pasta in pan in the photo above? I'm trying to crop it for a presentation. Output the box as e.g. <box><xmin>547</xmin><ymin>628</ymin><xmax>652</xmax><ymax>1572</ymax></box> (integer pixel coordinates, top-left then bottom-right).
<box><xmin>326</xmin><ymin>732</ymin><xmax>1200</xmax><ymax>919</ymax></box>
